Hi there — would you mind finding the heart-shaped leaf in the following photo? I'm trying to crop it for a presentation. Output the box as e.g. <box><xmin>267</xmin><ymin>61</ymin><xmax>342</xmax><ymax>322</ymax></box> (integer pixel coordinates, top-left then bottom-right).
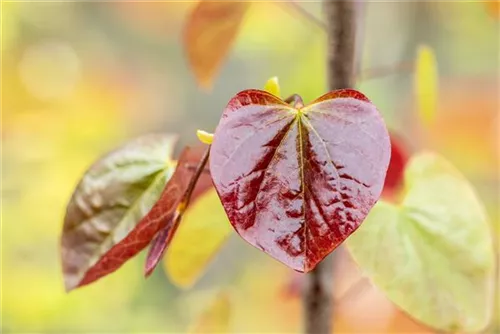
<box><xmin>184</xmin><ymin>0</ymin><xmax>250</xmax><ymax>89</ymax></box>
<box><xmin>61</xmin><ymin>134</ymin><xmax>178</xmax><ymax>291</ymax></box>
<box><xmin>164</xmin><ymin>188</ymin><xmax>232</xmax><ymax>288</ymax></box>
<box><xmin>209</xmin><ymin>89</ymin><xmax>391</xmax><ymax>272</ymax></box>
<box><xmin>347</xmin><ymin>152</ymin><xmax>495</xmax><ymax>332</ymax></box>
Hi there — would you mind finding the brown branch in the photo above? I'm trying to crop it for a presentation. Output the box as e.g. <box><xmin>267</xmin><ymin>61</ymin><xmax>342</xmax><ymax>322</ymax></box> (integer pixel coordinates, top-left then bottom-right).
<box><xmin>358</xmin><ymin>61</ymin><xmax>413</xmax><ymax>82</ymax></box>
<box><xmin>278</xmin><ymin>1</ymin><xmax>327</xmax><ymax>31</ymax></box>
<box><xmin>303</xmin><ymin>1</ymin><xmax>357</xmax><ymax>334</ymax></box>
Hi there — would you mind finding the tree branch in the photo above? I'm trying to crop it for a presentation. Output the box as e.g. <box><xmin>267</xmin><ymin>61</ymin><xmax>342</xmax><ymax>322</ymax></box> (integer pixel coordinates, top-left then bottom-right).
<box><xmin>303</xmin><ymin>1</ymin><xmax>357</xmax><ymax>334</ymax></box>
<box><xmin>279</xmin><ymin>1</ymin><xmax>327</xmax><ymax>31</ymax></box>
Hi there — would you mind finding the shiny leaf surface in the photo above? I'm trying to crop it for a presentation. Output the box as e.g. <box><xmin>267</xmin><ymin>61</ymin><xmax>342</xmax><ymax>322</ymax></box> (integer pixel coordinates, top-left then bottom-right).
<box><xmin>347</xmin><ymin>152</ymin><xmax>495</xmax><ymax>332</ymax></box>
<box><xmin>164</xmin><ymin>188</ymin><xmax>232</xmax><ymax>288</ymax></box>
<box><xmin>144</xmin><ymin>146</ymin><xmax>213</xmax><ymax>277</ymax></box>
<box><xmin>61</xmin><ymin>134</ymin><xmax>177</xmax><ymax>291</ymax></box>
<box><xmin>64</xmin><ymin>146</ymin><xmax>203</xmax><ymax>290</ymax></box>
<box><xmin>184</xmin><ymin>1</ymin><xmax>250</xmax><ymax>89</ymax></box>
<box><xmin>209</xmin><ymin>89</ymin><xmax>391</xmax><ymax>272</ymax></box>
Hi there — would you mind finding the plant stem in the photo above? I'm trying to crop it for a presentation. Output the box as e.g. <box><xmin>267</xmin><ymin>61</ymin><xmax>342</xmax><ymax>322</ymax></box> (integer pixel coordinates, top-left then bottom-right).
<box><xmin>180</xmin><ymin>146</ymin><xmax>210</xmax><ymax>209</ymax></box>
<box><xmin>303</xmin><ymin>1</ymin><xmax>357</xmax><ymax>334</ymax></box>
<box><xmin>280</xmin><ymin>1</ymin><xmax>327</xmax><ymax>31</ymax></box>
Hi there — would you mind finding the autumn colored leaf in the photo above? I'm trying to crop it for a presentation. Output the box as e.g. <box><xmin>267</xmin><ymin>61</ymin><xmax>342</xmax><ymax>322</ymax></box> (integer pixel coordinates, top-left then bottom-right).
<box><xmin>414</xmin><ymin>44</ymin><xmax>438</xmax><ymax>126</ymax></box>
<box><xmin>382</xmin><ymin>132</ymin><xmax>410</xmax><ymax>199</ymax></box>
<box><xmin>61</xmin><ymin>134</ymin><xmax>178</xmax><ymax>291</ymax></box>
<box><xmin>164</xmin><ymin>188</ymin><xmax>232</xmax><ymax>288</ymax></box>
<box><xmin>347</xmin><ymin>152</ymin><xmax>495</xmax><ymax>332</ymax></box>
<box><xmin>62</xmin><ymin>142</ymin><xmax>207</xmax><ymax>291</ymax></box>
<box><xmin>144</xmin><ymin>145</ymin><xmax>212</xmax><ymax>277</ymax></box>
<box><xmin>189</xmin><ymin>291</ymin><xmax>231</xmax><ymax>334</ymax></box>
<box><xmin>184</xmin><ymin>1</ymin><xmax>250</xmax><ymax>89</ymax></box>
<box><xmin>209</xmin><ymin>89</ymin><xmax>391</xmax><ymax>272</ymax></box>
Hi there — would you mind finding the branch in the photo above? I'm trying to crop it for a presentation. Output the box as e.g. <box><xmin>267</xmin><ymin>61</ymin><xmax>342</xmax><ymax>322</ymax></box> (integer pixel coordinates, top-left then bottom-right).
<box><xmin>303</xmin><ymin>1</ymin><xmax>357</xmax><ymax>334</ymax></box>
<box><xmin>279</xmin><ymin>1</ymin><xmax>327</xmax><ymax>31</ymax></box>
<box><xmin>358</xmin><ymin>62</ymin><xmax>413</xmax><ymax>82</ymax></box>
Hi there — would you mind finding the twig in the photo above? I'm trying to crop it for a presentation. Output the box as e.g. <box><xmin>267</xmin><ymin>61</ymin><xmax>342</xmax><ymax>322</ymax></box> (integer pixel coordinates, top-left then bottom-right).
<box><xmin>180</xmin><ymin>146</ymin><xmax>210</xmax><ymax>209</ymax></box>
<box><xmin>358</xmin><ymin>62</ymin><xmax>413</xmax><ymax>82</ymax></box>
<box><xmin>278</xmin><ymin>1</ymin><xmax>327</xmax><ymax>31</ymax></box>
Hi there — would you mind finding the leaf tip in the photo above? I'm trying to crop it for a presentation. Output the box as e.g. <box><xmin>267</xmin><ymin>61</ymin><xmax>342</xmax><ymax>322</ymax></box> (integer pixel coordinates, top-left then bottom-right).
<box><xmin>263</xmin><ymin>76</ymin><xmax>281</xmax><ymax>98</ymax></box>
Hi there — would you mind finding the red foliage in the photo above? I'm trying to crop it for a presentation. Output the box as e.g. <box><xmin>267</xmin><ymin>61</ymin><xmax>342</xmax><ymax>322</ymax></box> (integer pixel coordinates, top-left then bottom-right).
<box><xmin>209</xmin><ymin>89</ymin><xmax>391</xmax><ymax>272</ymax></box>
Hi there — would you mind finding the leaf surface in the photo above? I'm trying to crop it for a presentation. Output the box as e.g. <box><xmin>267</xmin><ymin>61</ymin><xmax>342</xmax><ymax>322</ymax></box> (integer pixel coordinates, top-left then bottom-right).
<box><xmin>209</xmin><ymin>89</ymin><xmax>391</xmax><ymax>272</ymax></box>
<box><xmin>184</xmin><ymin>1</ymin><xmax>250</xmax><ymax>89</ymax></box>
<box><xmin>164</xmin><ymin>188</ymin><xmax>232</xmax><ymax>288</ymax></box>
<box><xmin>63</xmin><ymin>144</ymin><xmax>205</xmax><ymax>290</ymax></box>
<box><xmin>61</xmin><ymin>134</ymin><xmax>177</xmax><ymax>291</ymax></box>
<box><xmin>347</xmin><ymin>152</ymin><xmax>495</xmax><ymax>332</ymax></box>
<box><xmin>144</xmin><ymin>146</ymin><xmax>213</xmax><ymax>277</ymax></box>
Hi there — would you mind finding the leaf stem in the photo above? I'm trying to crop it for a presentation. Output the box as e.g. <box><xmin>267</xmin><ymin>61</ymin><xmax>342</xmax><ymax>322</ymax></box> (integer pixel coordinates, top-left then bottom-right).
<box><xmin>180</xmin><ymin>146</ymin><xmax>211</xmax><ymax>210</ymax></box>
<box><xmin>284</xmin><ymin>94</ymin><xmax>305</xmax><ymax>108</ymax></box>
<box><xmin>279</xmin><ymin>1</ymin><xmax>327</xmax><ymax>31</ymax></box>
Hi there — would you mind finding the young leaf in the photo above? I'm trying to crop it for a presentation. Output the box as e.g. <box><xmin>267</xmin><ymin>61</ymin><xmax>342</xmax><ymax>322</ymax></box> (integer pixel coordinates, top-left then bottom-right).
<box><xmin>164</xmin><ymin>189</ymin><xmax>232</xmax><ymax>288</ymax></box>
<box><xmin>184</xmin><ymin>1</ymin><xmax>250</xmax><ymax>89</ymax></box>
<box><xmin>264</xmin><ymin>76</ymin><xmax>281</xmax><ymax>98</ymax></box>
<box><xmin>196</xmin><ymin>129</ymin><xmax>214</xmax><ymax>145</ymax></box>
<box><xmin>347</xmin><ymin>152</ymin><xmax>495</xmax><ymax>332</ymax></box>
<box><xmin>63</xmin><ymin>145</ymin><xmax>204</xmax><ymax>291</ymax></box>
<box><xmin>209</xmin><ymin>89</ymin><xmax>391</xmax><ymax>272</ymax></box>
<box><xmin>61</xmin><ymin>134</ymin><xmax>177</xmax><ymax>291</ymax></box>
<box><xmin>414</xmin><ymin>44</ymin><xmax>438</xmax><ymax>126</ymax></box>
<box><xmin>144</xmin><ymin>146</ymin><xmax>212</xmax><ymax>277</ymax></box>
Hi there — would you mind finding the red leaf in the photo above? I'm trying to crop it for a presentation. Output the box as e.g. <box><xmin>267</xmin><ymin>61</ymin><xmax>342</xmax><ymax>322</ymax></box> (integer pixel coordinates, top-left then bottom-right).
<box><xmin>144</xmin><ymin>145</ymin><xmax>213</xmax><ymax>277</ymax></box>
<box><xmin>209</xmin><ymin>89</ymin><xmax>391</xmax><ymax>272</ymax></box>
<box><xmin>184</xmin><ymin>1</ymin><xmax>250</xmax><ymax>89</ymax></box>
<box><xmin>76</xmin><ymin>146</ymin><xmax>205</xmax><ymax>289</ymax></box>
<box><xmin>382</xmin><ymin>132</ymin><xmax>410</xmax><ymax>199</ymax></box>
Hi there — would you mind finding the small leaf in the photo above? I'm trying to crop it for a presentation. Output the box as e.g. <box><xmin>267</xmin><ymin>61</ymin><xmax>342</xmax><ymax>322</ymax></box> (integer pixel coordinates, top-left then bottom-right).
<box><xmin>414</xmin><ymin>44</ymin><xmax>438</xmax><ymax>126</ymax></box>
<box><xmin>64</xmin><ymin>145</ymin><xmax>204</xmax><ymax>291</ymax></box>
<box><xmin>347</xmin><ymin>152</ymin><xmax>495</xmax><ymax>332</ymax></box>
<box><xmin>189</xmin><ymin>291</ymin><xmax>231</xmax><ymax>334</ymax></box>
<box><xmin>209</xmin><ymin>89</ymin><xmax>391</xmax><ymax>272</ymax></box>
<box><xmin>264</xmin><ymin>76</ymin><xmax>281</xmax><ymax>98</ymax></box>
<box><xmin>184</xmin><ymin>1</ymin><xmax>250</xmax><ymax>89</ymax></box>
<box><xmin>144</xmin><ymin>145</ymin><xmax>212</xmax><ymax>277</ymax></box>
<box><xmin>61</xmin><ymin>134</ymin><xmax>178</xmax><ymax>291</ymax></box>
<box><xmin>164</xmin><ymin>189</ymin><xmax>232</xmax><ymax>288</ymax></box>
<box><xmin>197</xmin><ymin>129</ymin><xmax>214</xmax><ymax>145</ymax></box>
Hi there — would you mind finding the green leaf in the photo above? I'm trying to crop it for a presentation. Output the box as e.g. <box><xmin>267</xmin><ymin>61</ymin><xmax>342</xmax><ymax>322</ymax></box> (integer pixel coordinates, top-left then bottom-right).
<box><xmin>347</xmin><ymin>151</ymin><xmax>495</xmax><ymax>332</ymax></box>
<box><xmin>61</xmin><ymin>134</ymin><xmax>177</xmax><ymax>291</ymax></box>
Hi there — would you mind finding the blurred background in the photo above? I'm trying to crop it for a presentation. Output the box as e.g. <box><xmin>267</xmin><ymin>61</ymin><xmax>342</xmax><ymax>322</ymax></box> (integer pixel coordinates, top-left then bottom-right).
<box><xmin>1</xmin><ymin>1</ymin><xmax>499</xmax><ymax>333</ymax></box>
